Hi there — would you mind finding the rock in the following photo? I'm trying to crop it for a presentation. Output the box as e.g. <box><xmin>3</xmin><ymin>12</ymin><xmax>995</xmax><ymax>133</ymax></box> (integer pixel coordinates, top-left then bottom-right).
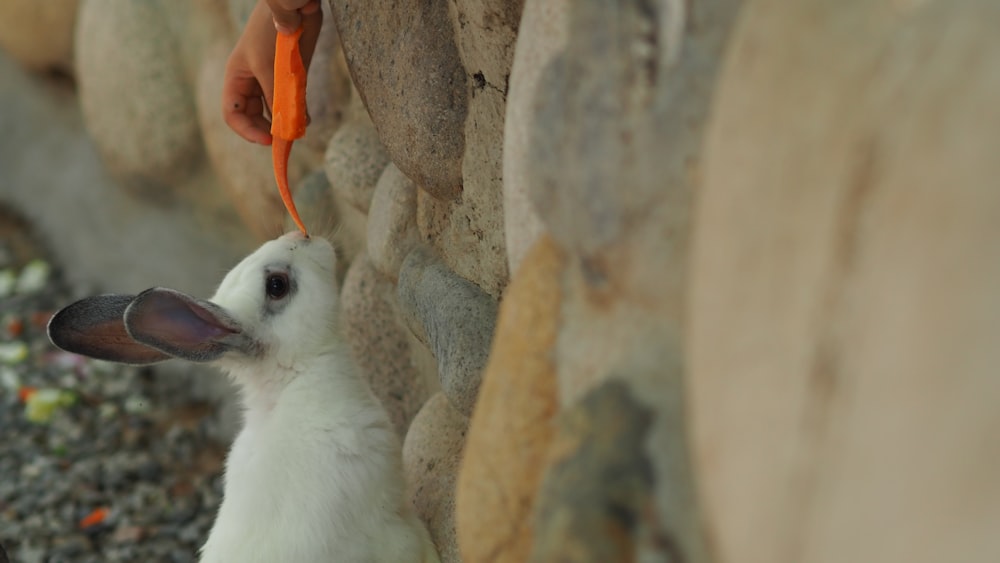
<box><xmin>0</xmin><ymin>1</ymin><xmax>77</xmax><ymax>72</ymax></box>
<box><xmin>530</xmin><ymin>381</ymin><xmax>658</xmax><ymax>563</ymax></box>
<box><xmin>329</xmin><ymin>0</ymin><xmax>467</xmax><ymax>200</ymax></box>
<box><xmin>451</xmin><ymin>1</ymin><xmax>523</xmax><ymax>86</ymax></box>
<box><xmin>111</xmin><ymin>525</ymin><xmax>145</xmax><ymax>544</ymax></box>
<box><xmin>517</xmin><ymin>0</ymin><xmax>740</xmax><ymax>561</ymax></box>
<box><xmin>527</xmin><ymin>0</ymin><xmax>734</xmax><ymax>257</ymax></box>
<box><xmin>367</xmin><ymin>164</ymin><xmax>420</xmax><ymax>281</ymax></box>
<box><xmin>75</xmin><ymin>0</ymin><xmax>202</xmax><ymax>199</ymax></box>
<box><xmin>690</xmin><ymin>2</ymin><xmax>1000</xmax><ymax>563</ymax></box>
<box><xmin>195</xmin><ymin>41</ymin><xmax>286</xmax><ymax>239</ymax></box>
<box><xmin>324</xmin><ymin>111</ymin><xmax>391</xmax><ymax>214</ymax></box>
<box><xmin>407</xmin><ymin>1</ymin><xmax>520</xmax><ymax>292</ymax></box>
<box><xmin>397</xmin><ymin>246</ymin><xmax>497</xmax><ymax>416</ymax></box>
<box><xmin>456</xmin><ymin>235</ymin><xmax>564</xmax><ymax>563</ymax></box>
<box><xmin>341</xmin><ymin>255</ymin><xmax>435</xmax><ymax>436</ymax></box>
<box><xmin>503</xmin><ymin>0</ymin><xmax>568</xmax><ymax>274</ymax></box>
<box><xmin>418</xmin><ymin>198</ymin><xmax>509</xmax><ymax>299</ymax></box>
<box><xmin>403</xmin><ymin>392</ymin><xmax>468</xmax><ymax>563</ymax></box>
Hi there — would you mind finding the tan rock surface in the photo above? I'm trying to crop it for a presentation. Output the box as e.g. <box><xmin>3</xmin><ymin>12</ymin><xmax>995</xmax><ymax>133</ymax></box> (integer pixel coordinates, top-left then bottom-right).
<box><xmin>456</xmin><ymin>235</ymin><xmax>564</xmax><ymax>563</ymax></box>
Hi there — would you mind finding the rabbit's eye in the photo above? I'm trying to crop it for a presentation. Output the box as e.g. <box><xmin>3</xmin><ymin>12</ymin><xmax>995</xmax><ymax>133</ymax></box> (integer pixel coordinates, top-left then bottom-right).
<box><xmin>265</xmin><ymin>273</ymin><xmax>290</xmax><ymax>300</ymax></box>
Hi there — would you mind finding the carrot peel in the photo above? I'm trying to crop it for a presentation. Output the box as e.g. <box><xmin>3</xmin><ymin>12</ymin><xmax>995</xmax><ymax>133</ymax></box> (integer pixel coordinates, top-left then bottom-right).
<box><xmin>271</xmin><ymin>26</ymin><xmax>309</xmax><ymax>236</ymax></box>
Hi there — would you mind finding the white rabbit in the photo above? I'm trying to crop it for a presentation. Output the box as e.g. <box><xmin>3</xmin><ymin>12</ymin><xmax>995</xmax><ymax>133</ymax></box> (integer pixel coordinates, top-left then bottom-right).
<box><xmin>47</xmin><ymin>231</ymin><xmax>440</xmax><ymax>563</ymax></box>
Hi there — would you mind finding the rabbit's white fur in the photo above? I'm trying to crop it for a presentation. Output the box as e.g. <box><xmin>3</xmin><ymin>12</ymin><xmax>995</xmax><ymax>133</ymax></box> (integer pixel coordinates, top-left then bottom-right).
<box><xmin>198</xmin><ymin>232</ymin><xmax>437</xmax><ymax>562</ymax></box>
<box><xmin>47</xmin><ymin>231</ymin><xmax>438</xmax><ymax>562</ymax></box>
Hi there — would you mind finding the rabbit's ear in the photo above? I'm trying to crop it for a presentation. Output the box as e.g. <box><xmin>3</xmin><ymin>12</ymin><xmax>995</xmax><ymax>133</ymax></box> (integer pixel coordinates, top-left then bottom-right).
<box><xmin>47</xmin><ymin>294</ymin><xmax>173</xmax><ymax>365</ymax></box>
<box><xmin>123</xmin><ymin>288</ymin><xmax>257</xmax><ymax>363</ymax></box>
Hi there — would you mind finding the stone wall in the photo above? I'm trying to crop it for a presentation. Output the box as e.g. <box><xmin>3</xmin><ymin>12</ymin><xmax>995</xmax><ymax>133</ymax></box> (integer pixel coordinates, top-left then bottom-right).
<box><xmin>2</xmin><ymin>0</ymin><xmax>1000</xmax><ymax>562</ymax></box>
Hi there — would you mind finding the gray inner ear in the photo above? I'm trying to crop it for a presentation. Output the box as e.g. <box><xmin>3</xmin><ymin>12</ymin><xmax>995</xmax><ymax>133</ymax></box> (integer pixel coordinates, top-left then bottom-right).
<box><xmin>124</xmin><ymin>288</ymin><xmax>257</xmax><ymax>363</ymax></box>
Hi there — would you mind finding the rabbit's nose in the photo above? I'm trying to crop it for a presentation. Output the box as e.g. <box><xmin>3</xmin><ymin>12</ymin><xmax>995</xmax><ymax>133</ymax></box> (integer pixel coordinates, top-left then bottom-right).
<box><xmin>281</xmin><ymin>230</ymin><xmax>309</xmax><ymax>242</ymax></box>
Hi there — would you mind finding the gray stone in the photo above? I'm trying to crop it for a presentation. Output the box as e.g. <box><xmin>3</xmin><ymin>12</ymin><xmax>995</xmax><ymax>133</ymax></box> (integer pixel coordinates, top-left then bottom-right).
<box><xmin>397</xmin><ymin>246</ymin><xmax>497</xmax><ymax>416</ymax></box>
<box><xmin>329</xmin><ymin>0</ymin><xmax>467</xmax><ymax>200</ymax></box>
<box><xmin>529</xmin><ymin>380</ymin><xmax>663</xmax><ymax>563</ymax></box>
<box><xmin>367</xmin><ymin>164</ymin><xmax>420</xmax><ymax>281</ymax></box>
<box><xmin>324</xmin><ymin>113</ymin><xmax>391</xmax><ymax>214</ymax></box>
<box><xmin>340</xmin><ymin>255</ymin><xmax>433</xmax><ymax>436</ymax></box>
<box><xmin>528</xmin><ymin>0</ymin><xmax>734</xmax><ymax>257</ymax></box>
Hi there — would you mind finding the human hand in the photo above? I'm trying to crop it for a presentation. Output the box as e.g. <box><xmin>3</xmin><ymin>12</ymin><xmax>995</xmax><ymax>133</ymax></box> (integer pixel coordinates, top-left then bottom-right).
<box><xmin>265</xmin><ymin>0</ymin><xmax>322</xmax><ymax>34</ymax></box>
<box><xmin>222</xmin><ymin>0</ymin><xmax>322</xmax><ymax>144</ymax></box>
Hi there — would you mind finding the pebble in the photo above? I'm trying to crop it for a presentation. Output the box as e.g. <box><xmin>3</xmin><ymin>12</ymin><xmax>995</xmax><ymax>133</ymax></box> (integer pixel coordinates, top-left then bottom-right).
<box><xmin>0</xmin><ymin>235</ymin><xmax>224</xmax><ymax>560</ymax></box>
<box><xmin>14</xmin><ymin>260</ymin><xmax>51</xmax><ymax>295</ymax></box>
<box><xmin>0</xmin><ymin>270</ymin><xmax>15</xmax><ymax>298</ymax></box>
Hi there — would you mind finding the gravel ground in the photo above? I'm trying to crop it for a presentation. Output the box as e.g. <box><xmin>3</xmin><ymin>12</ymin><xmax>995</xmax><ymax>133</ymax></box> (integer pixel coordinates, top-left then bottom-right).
<box><xmin>0</xmin><ymin>210</ymin><xmax>226</xmax><ymax>562</ymax></box>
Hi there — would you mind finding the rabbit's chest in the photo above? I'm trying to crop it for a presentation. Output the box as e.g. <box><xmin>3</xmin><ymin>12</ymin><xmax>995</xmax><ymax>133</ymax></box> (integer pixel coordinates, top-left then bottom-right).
<box><xmin>203</xmin><ymin>423</ymin><xmax>393</xmax><ymax>561</ymax></box>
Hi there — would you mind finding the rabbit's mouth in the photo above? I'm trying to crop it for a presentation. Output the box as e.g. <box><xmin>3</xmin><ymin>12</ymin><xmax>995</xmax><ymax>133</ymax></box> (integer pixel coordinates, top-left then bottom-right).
<box><xmin>280</xmin><ymin>230</ymin><xmax>309</xmax><ymax>242</ymax></box>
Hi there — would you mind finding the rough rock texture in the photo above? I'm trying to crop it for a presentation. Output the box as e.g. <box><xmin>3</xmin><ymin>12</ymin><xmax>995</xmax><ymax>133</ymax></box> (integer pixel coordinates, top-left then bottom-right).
<box><xmin>689</xmin><ymin>2</ymin><xmax>1000</xmax><ymax>563</ymax></box>
<box><xmin>329</xmin><ymin>0</ymin><xmax>467</xmax><ymax>200</ymax></box>
<box><xmin>403</xmin><ymin>392</ymin><xmax>468</xmax><ymax>563</ymax></box>
<box><xmin>397</xmin><ymin>246</ymin><xmax>498</xmax><ymax>417</ymax></box>
<box><xmin>429</xmin><ymin>0</ymin><xmax>522</xmax><ymax>295</ymax></box>
<box><xmin>456</xmin><ymin>235</ymin><xmax>564</xmax><ymax>563</ymax></box>
<box><xmin>0</xmin><ymin>0</ymin><xmax>79</xmax><ymax>72</ymax></box>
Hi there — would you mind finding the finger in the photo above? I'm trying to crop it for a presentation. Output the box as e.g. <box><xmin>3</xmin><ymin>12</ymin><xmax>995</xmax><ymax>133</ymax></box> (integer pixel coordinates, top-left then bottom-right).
<box><xmin>299</xmin><ymin>6</ymin><xmax>322</xmax><ymax>130</ymax></box>
<box><xmin>245</xmin><ymin>96</ymin><xmax>274</xmax><ymax>137</ymax></box>
<box><xmin>224</xmin><ymin>100</ymin><xmax>273</xmax><ymax>145</ymax></box>
<box><xmin>266</xmin><ymin>0</ymin><xmax>302</xmax><ymax>34</ymax></box>
<box><xmin>245</xmin><ymin>95</ymin><xmax>266</xmax><ymax>118</ymax></box>
<box><xmin>298</xmin><ymin>6</ymin><xmax>323</xmax><ymax>71</ymax></box>
<box><xmin>222</xmin><ymin>75</ymin><xmax>272</xmax><ymax>144</ymax></box>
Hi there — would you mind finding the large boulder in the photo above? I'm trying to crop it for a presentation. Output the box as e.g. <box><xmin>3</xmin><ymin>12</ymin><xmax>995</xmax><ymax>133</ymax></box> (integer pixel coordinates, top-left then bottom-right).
<box><xmin>690</xmin><ymin>1</ymin><xmax>1000</xmax><ymax>562</ymax></box>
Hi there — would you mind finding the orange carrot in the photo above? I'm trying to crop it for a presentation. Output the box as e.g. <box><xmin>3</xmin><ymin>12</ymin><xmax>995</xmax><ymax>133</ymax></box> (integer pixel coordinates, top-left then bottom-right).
<box><xmin>79</xmin><ymin>506</ymin><xmax>109</xmax><ymax>529</ymax></box>
<box><xmin>271</xmin><ymin>26</ymin><xmax>309</xmax><ymax>236</ymax></box>
<box><xmin>6</xmin><ymin>316</ymin><xmax>23</xmax><ymax>338</ymax></box>
<box><xmin>18</xmin><ymin>386</ymin><xmax>36</xmax><ymax>403</ymax></box>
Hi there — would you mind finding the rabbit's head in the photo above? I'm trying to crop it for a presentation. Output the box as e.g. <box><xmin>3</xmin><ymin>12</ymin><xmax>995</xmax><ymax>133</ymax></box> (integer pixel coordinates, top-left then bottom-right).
<box><xmin>47</xmin><ymin>232</ymin><xmax>339</xmax><ymax>379</ymax></box>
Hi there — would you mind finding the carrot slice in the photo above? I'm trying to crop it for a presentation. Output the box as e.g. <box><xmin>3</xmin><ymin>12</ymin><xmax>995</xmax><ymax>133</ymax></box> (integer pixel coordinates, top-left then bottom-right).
<box><xmin>271</xmin><ymin>26</ymin><xmax>309</xmax><ymax>236</ymax></box>
<box><xmin>79</xmin><ymin>506</ymin><xmax>109</xmax><ymax>529</ymax></box>
<box><xmin>18</xmin><ymin>386</ymin><xmax>37</xmax><ymax>403</ymax></box>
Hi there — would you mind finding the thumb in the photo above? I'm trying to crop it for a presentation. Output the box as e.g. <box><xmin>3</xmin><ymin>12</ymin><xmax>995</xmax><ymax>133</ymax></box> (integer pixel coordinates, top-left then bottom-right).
<box><xmin>266</xmin><ymin>0</ymin><xmax>303</xmax><ymax>34</ymax></box>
